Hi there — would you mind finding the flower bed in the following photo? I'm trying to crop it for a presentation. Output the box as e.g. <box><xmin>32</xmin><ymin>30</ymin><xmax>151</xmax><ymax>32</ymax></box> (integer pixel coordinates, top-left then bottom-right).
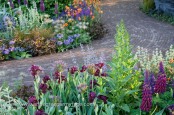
<box><xmin>1</xmin><ymin>21</ymin><xmax>174</xmax><ymax>114</ymax></box>
<box><xmin>0</xmin><ymin>0</ymin><xmax>103</xmax><ymax>61</ymax></box>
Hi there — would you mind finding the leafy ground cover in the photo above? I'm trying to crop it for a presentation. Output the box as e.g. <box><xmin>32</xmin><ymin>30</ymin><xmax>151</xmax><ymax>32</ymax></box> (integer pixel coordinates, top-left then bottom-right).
<box><xmin>0</xmin><ymin>0</ymin><xmax>105</xmax><ymax>61</ymax></box>
<box><xmin>1</xmin><ymin>20</ymin><xmax>174</xmax><ymax>114</ymax></box>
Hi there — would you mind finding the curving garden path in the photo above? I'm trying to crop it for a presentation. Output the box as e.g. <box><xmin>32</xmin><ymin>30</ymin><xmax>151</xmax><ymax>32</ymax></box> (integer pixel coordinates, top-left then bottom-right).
<box><xmin>0</xmin><ymin>0</ymin><xmax>174</xmax><ymax>86</ymax></box>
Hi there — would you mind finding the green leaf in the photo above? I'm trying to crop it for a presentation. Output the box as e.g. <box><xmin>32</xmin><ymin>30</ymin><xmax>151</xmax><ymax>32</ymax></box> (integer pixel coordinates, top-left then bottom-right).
<box><xmin>119</xmin><ymin>104</ymin><xmax>130</xmax><ymax>112</ymax></box>
<box><xmin>155</xmin><ymin>108</ymin><xmax>165</xmax><ymax>115</ymax></box>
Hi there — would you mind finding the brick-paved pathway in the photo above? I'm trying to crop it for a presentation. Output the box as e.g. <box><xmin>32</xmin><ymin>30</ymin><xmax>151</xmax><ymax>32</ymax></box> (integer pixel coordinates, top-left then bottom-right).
<box><xmin>0</xmin><ymin>0</ymin><xmax>174</xmax><ymax>86</ymax></box>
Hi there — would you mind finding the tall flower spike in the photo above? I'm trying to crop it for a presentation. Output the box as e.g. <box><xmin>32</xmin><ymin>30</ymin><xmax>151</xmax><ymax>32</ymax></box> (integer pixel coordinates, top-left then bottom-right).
<box><xmin>24</xmin><ymin>0</ymin><xmax>28</xmax><ymax>6</ymax></box>
<box><xmin>9</xmin><ymin>0</ymin><xmax>14</xmax><ymax>9</ymax></box>
<box><xmin>54</xmin><ymin>2</ymin><xmax>58</xmax><ymax>15</ymax></box>
<box><xmin>40</xmin><ymin>0</ymin><xmax>45</xmax><ymax>12</ymax></box>
<box><xmin>140</xmin><ymin>70</ymin><xmax>152</xmax><ymax>112</ymax></box>
<box><xmin>159</xmin><ymin>61</ymin><xmax>165</xmax><ymax>74</ymax></box>
<box><xmin>18</xmin><ymin>0</ymin><xmax>21</xmax><ymax>5</ymax></box>
<box><xmin>154</xmin><ymin>74</ymin><xmax>167</xmax><ymax>93</ymax></box>
<box><xmin>149</xmin><ymin>74</ymin><xmax>155</xmax><ymax>94</ymax></box>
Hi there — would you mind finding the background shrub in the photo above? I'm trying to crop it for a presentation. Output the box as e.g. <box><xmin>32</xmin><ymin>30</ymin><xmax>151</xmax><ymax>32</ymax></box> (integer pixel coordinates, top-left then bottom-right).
<box><xmin>141</xmin><ymin>0</ymin><xmax>155</xmax><ymax>12</ymax></box>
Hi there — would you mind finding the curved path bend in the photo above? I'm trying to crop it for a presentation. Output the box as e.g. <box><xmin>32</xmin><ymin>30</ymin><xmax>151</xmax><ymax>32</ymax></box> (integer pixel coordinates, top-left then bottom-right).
<box><xmin>0</xmin><ymin>0</ymin><xmax>174</xmax><ymax>86</ymax></box>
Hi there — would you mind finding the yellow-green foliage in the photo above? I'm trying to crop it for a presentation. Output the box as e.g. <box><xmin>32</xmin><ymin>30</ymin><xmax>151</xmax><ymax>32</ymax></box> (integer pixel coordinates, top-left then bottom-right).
<box><xmin>142</xmin><ymin>0</ymin><xmax>155</xmax><ymax>12</ymax></box>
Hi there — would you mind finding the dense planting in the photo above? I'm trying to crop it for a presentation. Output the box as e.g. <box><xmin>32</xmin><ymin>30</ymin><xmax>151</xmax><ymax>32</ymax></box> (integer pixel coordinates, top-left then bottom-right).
<box><xmin>0</xmin><ymin>0</ymin><xmax>102</xmax><ymax>61</ymax></box>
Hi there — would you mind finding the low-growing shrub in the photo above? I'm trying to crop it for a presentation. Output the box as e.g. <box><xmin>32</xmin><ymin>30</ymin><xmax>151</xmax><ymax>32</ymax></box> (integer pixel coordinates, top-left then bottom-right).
<box><xmin>141</xmin><ymin>0</ymin><xmax>155</xmax><ymax>12</ymax></box>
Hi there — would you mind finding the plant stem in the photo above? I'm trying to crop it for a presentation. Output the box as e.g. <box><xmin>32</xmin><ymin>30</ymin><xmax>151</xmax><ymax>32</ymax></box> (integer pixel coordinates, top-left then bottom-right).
<box><xmin>150</xmin><ymin>105</ymin><xmax>158</xmax><ymax>115</ymax></box>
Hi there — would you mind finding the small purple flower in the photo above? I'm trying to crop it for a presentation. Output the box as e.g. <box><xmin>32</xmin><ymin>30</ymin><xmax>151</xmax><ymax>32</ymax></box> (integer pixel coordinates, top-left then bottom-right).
<box><xmin>39</xmin><ymin>83</ymin><xmax>48</xmax><ymax>94</ymax></box>
<box><xmin>54</xmin><ymin>2</ymin><xmax>58</xmax><ymax>15</ymax></box>
<box><xmin>40</xmin><ymin>0</ymin><xmax>45</xmax><ymax>12</ymax></box>
<box><xmin>9</xmin><ymin>40</ymin><xmax>15</xmax><ymax>45</ymax></box>
<box><xmin>64</xmin><ymin>39</ymin><xmax>70</xmax><ymax>45</ymax></box>
<box><xmin>9</xmin><ymin>47</ymin><xmax>15</xmax><ymax>52</ymax></box>
<box><xmin>140</xmin><ymin>70</ymin><xmax>152</xmax><ymax>112</ymax></box>
<box><xmin>18</xmin><ymin>0</ymin><xmax>21</xmax><ymax>5</ymax></box>
<box><xmin>56</xmin><ymin>34</ymin><xmax>63</xmax><ymax>39</ymax></box>
<box><xmin>9</xmin><ymin>0</ymin><xmax>14</xmax><ymax>9</ymax></box>
<box><xmin>88</xmin><ymin>92</ymin><xmax>96</xmax><ymax>103</ymax></box>
<box><xmin>57</xmin><ymin>41</ymin><xmax>63</xmax><ymax>46</ymax></box>
<box><xmin>97</xmin><ymin>95</ymin><xmax>108</xmax><ymax>104</ymax></box>
<box><xmin>168</xmin><ymin>105</ymin><xmax>174</xmax><ymax>115</ymax></box>
<box><xmin>68</xmin><ymin>38</ymin><xmax>74</xmax><ymax>43</ymax></box>
<box><xmin>35</xmin><ymin>109</ymin><xmax>47</xmax><ymax>115</ymax></box>
<box><xmin>28</xmin><ymin>96</ymin><xmax>38</xmax><ymax>106</ymax></box>
<box><xmin>43</xmin><ymin>75</ymin><xmax>50</xmax><ymax>83</ymax></box>
<box><xmin>3</xmin><ymin>49</ymin><xmax>10</xmax><ymax>55</ymax></box>
<box><xmin>24</xmin><ymin>0</ymin><xmax>28</xmax><ymax>6</ymax></box>
<box><xmin>73</xmin><ymin>34</ymin><xmax>80</xmax><ymax>38</ymax></box>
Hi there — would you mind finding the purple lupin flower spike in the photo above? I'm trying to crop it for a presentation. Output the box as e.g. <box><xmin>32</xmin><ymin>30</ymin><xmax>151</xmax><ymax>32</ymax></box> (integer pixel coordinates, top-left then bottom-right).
<box><xmin>154</xmin><ymin>74</ymin><xmax>167</xmax><ymax>93</ymax></box>
<box><xmin>40</xmin><ymin>0</ymin><xmax>45</xmax><ymax>12</ymax></box>
<box><xmin>149</xmin><ymin>74</ymin><xmax>155</xmax><ymax>94</ymax></box>
<box><xmin>140</xmin><ymin>70</ymin><xmax>152</xmax><ymax>112</ymax></box>
<box><xmin>159</xmin><ymin>61</ymin><xmax>165</xmax><ymax>74</ymax></box>
<box><xmin>54</xmin><ymin>2</ymin><xmax>58</xmax><ymax>15</ymax></box>
<box><xmin>24</xmin><ymin>0</ymin><xmax>28</xmax><ymax>6</ymax></box>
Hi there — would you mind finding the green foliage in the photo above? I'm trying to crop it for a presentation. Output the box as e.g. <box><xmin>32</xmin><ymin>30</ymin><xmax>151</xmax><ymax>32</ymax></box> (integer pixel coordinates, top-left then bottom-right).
<box><xmin>106</xmin><ymin>21</ymin><xmax>142</xmax><ymax>114</ymax></box>
<box><xmin>141</xmin><ymin>0</ymin><xmax>155</xmax><ymax>12</ymax></box>
<box><xmin>0</xmin><ymin>0</ymin><xmax>74</xmax><ymax>17</ymax></box>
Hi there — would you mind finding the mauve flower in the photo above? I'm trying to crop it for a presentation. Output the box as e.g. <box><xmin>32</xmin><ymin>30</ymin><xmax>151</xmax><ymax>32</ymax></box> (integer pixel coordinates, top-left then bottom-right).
<box><xmin>140</xmin><ymin>71</ymin><xmax>152</xmax><ymax>112</ymax></box>
<box><xmin>159</xmin><ymin>61</ymin><xmax>165</xmax><ymax>74</ymax></box>
<box><xmin>88</xmin><ymin>92</ymin><xmax>96</xmax><ymax>103</ymax></box>
<box><xmin>54</xmin><ymin>2</ymin><xmax>58</xmax><ymax>14</ymax></box>
<box><xmin>28</xmin><ymin>96</ymin><xmax>38</xmax><ymax>106</ymax></box>
<box><xmin>3</xmin><ymin>49</ymin><xmax>10</xmax><ymax>55</ymax></box>
<box><xmin>35</xmin><ymin>109</ymin><xmax>47</xmax><ymax>115</ymax></box>
<box><xmin>29</xmin><ymin>65</ymin><xmax>42</xmax><ymax>77</ymax></box>
<box><xmin>80</xmin><ymin>65</ymin><xmax>87</xmax><ymax>72</ymax></box>
<box><xmin>40</xmin><ymin>0</ymin><xmax>45</xmax><ymax>12</ymax></box>
<box><xmin>24</xmin><ymin>0</ymin><xmax>28</xmax><ymax>6</ymax></box>
<box><xmin>90</xmin><ymin>79</ymin><xmax>99</xmax><ymax>89</ymax></box>
<box><xmin>39</xmin><ymin>83</ymin><xmax>48</xmax><ymax>94</ymax></box>
<box><xmin>168</xmin><ymin>105</ymin><xmax>174</xmax><ymax>115</ymax></box>
<box><xmin>69</xmin><ymin>66</ymin><xmax>78</xmax><ymax>74</ymax></box>
<box><xmin>154</xmin><ymin>74</ymin><xmax>167</xmax><ymax>93</ymax></box>
<box><xmin>97</xmin><ymin>95</ymin><xmax>108</xmax><ymax>104</ymax></box>
<box><xmin>43</xmin><ymin>75</ymin><xmax>50</xmax><ymax>83</ymax></box>
<box><xmin>9</xmin><ymin>40</ymin><xmax>15</xmax><ymax>45</ymax></box>
<box><xmin>54</xmin><ymin>71</ymin><xmax>66</xmax><ymax>83</ymax></box>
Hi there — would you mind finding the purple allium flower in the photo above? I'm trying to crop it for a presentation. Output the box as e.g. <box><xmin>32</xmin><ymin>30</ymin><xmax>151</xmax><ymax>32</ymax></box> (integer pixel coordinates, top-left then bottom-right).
<box><xmin>140</xmin><ymin>71</ymin><xmax>152</xmax><ymax>112</ymax></box>
<box><xmin>9</xmin><ymin>40</ymin><xmax>15</xmax><ymax>45</ymax></box>
<box><xmin>69</xmin><ymin>66</ymin><xmax>78</xmax><ymax>74</ymax></box>
<box><xmin>3</xmin><ymin>49</ymin><xmax>10</xmax><ymax>55</ymax></box>
<box><xmin>57</xmin><ymin>41</ymin><xmax>63</xmax><ymax>46</ymax></box>
<box><xmin>39</xmin><ymin>83</ymin><xmax>48</xmax><ymax>94</ymax></box>
<box><xmin>54</xmin><ymin>2</ymin><xmax>58</xmax><ymax>15</ymax></box>
<box><xmin>159</xmin><ymin>61</ymin><xmax>165</xmax><ymax>74</ymax></box>
<box><xmin>80</xmin><ymin>65</ymin><xmax>87</xmax><ymax>72</ymax></box>
<box><xmin>64</xmin><ymin>39</ymin><xmax>70</xmax><ymax>45</ymax></box>
<box><xmin>97</xmin><ymin>95</ymin><xmax>108</xmax><ymax>104</ymax></box>
<box><xmin>29</xmin><ymin>65</ymin><xmax>43</xmax><ymax>77</ymax></box>
<box><xmin>35</xmin><ymin>109</ymin><xmax>47</xmax><ymax>115</ymax></box>
<box><xmin>154</xmin><ymin>74</ymin><xmax>167</xmax><ymax>94</ymax></box>
<box><xmin>40</xmin><ymin>0</ymin><xmax>45</xmax><ymax>12</ymax></box>
<box><xmin>149</xmin><ymin>74</ymin><xmax>155</xmax><ymax>94</ymax></box>
<box><xmin>43</xmin><ymin>75</ymin><xmax>50</xmax><ymax>83</ymax></box>
<box><xmin>88</xmin><ymin>92</ymin><xmax>96</xmax><ymax>103</ymax></box>
<box><xmin>28</xmin><ymin>96</ymin><xmax>38</xmax><ymax>106</ymax></box>
<box><xmin>24</xmin><ymin>0</ymin><xmax>28</xmax><ymax>6</ymax></box>
<box><xmin>90</xmin><ymin>79</ymin><xmax>99</xmax><ymax>89</ymax></box>
<box><xmin>167</xmin><ymin>105</ymin><xmax>174</xmax><ymax>115</ymax></box>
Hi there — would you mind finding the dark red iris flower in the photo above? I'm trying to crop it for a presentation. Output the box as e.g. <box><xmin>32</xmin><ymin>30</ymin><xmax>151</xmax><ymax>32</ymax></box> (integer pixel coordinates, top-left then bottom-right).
<box><xmin>39</xmin><ymin>83</ymin><xmax>48</xmax><ymax>94</ymax></box>
<box><xmin>35</xmin><ymin>109</ymin><xmax>47</xmax><ymax>115</ymax></box>
<box><xmin>70</xmin><ymin>66</ymin><xmax>78</xmax><ymax>74</ymax></box>
<box><xmin>95</xmin><ymin>63</ymin><xmax>104</xmax><ymax>69</ymax></box>
<box><xmin>80</xmin><ymin>65</ymin><xmax>88</xmax><ymax>72</ymax></box>
<box><xmin>28</xmin><ymin>96</ymin><xmax>38</xmax><ymax>106</ymax></box>
<box><xmin>88</xmin><ymin>92</ymin><xmax>96</xmax><ymax>103</ymax></box>
<box><xmin>43</xmin><ymin>75</ymin><xmax>50</xmax><ymax>83</ymax></box>
<box><xmin>97</xmin><ymin>95</ymin><xmax>108</xmax><ymax>104</ymax></box>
